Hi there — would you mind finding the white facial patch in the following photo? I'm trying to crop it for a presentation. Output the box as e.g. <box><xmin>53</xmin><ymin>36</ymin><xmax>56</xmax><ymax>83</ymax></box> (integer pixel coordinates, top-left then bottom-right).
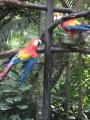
<box><xmin>33</xmin><ymin>39</ymin><xmax>42</xmax><ymax>46</ymax></box>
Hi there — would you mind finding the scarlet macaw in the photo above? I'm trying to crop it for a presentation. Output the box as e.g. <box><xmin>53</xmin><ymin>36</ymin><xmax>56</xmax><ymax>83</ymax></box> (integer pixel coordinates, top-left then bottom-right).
<box><xmin>60</xmin><ymin>19</ymin><xmax>90</xmax><ymax>36</ymax></box>
<box><xmin>0</xmin><ymin>38</ymin><xmax>42</xmax><ymax>85</ymax></box>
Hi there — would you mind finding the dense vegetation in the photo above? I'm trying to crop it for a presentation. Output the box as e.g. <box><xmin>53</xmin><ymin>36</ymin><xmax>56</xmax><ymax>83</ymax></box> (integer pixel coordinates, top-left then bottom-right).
<box><xmin>0</xmin><ymin>0</ymin><xmax>90</xmax><ymax>120</ymax></box>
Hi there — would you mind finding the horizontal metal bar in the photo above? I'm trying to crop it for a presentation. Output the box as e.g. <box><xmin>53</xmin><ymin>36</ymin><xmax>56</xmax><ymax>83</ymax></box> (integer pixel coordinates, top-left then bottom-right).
<box><xmin>51</xmin><ymin>46</ymin><xmax>90</xmax><ymax>54</ymax></box>
<box><xmin>54</xmin><ymin>7</ymin><xmax>75</xmax><ymax>13</ymax></box>
<box><xmin>20</xmin><ymin>4</ymin><xmax>75</xmax><ymax>13</ymax></box>
<box><xmin>39</xmin><ymin>47</ymin><xmax>90</xmax><ymax>54</ymax></box>
<box><xmin>0</xmin><ymin>46</ymin><xmax>90</xmax><ymax>58</ymax></box>
<box><xmin>74</xmin><ymin>10</ymin><xmax>90</xmax><ymax>18</ymax></box>
<box><xmin>1</xmin><ymin>0</ymin><xmax>47</xmax><ymax>11</ymax></box>
<box><xmin>21</xmin><ymin>3</ymin><xmax>47</xmax><ymax>11</ymax></box>
<box><xmin>1</xmin><ymin>0</ymin><xmax>75</xmax><ymax>13</ymax></box>
<box><xmin>21</xmin><ymin>3</ymin><xmax>75</xmax><ymax>13</ymax></box>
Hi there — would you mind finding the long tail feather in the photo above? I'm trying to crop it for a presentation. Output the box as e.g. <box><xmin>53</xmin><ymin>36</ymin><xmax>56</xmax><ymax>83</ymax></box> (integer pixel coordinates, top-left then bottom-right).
<box><xmin>81</xmin><ymin>23</ymin><xmax>90</xmax><ymax>28</ymax></box>
<box><xmin>86</xmin><ymin>30</ymin><xmax>90</xmax><ymax>34</ymax></box>
<box><xmin>0</xmin><ymin>63</ymin><xmax>13</xmax><ymax>80</ymax></box>
<box><xmin>0</xmin><ymin>54</ymin><xmax>21</xmax><ymax>80</ymax></box>
<box><xmin>19</xmin><ymin>59</ymin><xmax>37</xmax><ymax>86</ymax></box>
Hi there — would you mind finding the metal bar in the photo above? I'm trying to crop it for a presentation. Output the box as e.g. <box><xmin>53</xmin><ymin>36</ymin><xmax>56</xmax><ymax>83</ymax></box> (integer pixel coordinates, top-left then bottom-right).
<box><xmin>22</xmin><ymin>3</ymin><xmax>75</xmax><ymax>13</ymax></box>
<box><xmin>42</xmin><ymin>0</ymin><xmax>53</xmax><ymax>120</ymax></box>
<box><xmin>19</xmin><ymin>2</ymin><xmax>47</xmax><ymax>11</ymax></box>
<box><xmin>48</xmin><ymin>19</ymin><xmax>62</xmax><ymax>32</ymax></box>
<box><xmin>51</xmin><ymin>46</ymin><xmax>90</xmax><ymax>54</ymax></box>
<box><xmin>21</xmin><ymin>3</ymin><xmax>75</xmax><ymax>13</ymax></box>
<box><xmin>1</xmin><ymin>1</ymin><xmax>47</xmax><ymax>11</ymax></box>
<box><xmin>1</xmin><ymin>0</ymin><xmax>75</xmax><ymax>13</ymax></box>
<box><xmin>37</xmin><ymin>46</ymin><xmax>90</xmax><ymax>54</ymax></box>
<box><xmin>54</xmin><ymin>7</ymin><xmax>75</xmax><ymax>13</ymax></box>
<box><xmin>1</xmin><ymin>46</ymin><xmax>90</xmax><ymax>58</ymax></box>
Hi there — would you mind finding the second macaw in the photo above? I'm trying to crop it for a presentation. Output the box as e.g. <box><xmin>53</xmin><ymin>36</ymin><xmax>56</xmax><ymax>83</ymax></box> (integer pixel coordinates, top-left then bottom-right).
<box><xmin>60</xmin><ymin>19</ymin><xmax>90</xmax><ymax>36</ymax></box>
<box><xmin>0</xmin><ymin>38</ymin><xmax>41</xmax><ymax>86</ymax></box>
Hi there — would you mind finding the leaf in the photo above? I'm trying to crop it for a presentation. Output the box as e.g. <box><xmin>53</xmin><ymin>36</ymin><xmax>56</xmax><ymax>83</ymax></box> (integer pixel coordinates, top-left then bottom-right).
<box><xmin>17</xmin><ymin>105</ymin><xmax>28</xmax><ymax>110</ymax></box>
<box><xmin>5</xmin><ymin>98</ymin><xmax>14</xmax><ymax>104</ymax></box>
<box><xmin>3</xmin><ymin>88</ymin><xmax>18</xmax><ymax>94</ymax></box>
<box><xmin>0</xmin><ymin>102</ymin><xmax>12</xmax><ymax>111</ymax></box>
<box><xmin>14</xmin><ymin>96</ymin><xmax>22</xmax><ymax>102</ymax></box>
<box><xmin>19</xmin><ymin>85</ymin><xmax>32</xmax><ymax>92</ymax></box>
<box><xmin>25</xmin><ymin>118</ymin><xmax>34</xmax><ymax>120</ymax></box>
<box><xmin>10</xmin><ymin>114</ymin><xmax>21</xmax><ymax>120</ymax></box>
<box><xmin>0</xmin><ymin>79</ymin><xmax>17</xmax><ymax>86</ymax></box>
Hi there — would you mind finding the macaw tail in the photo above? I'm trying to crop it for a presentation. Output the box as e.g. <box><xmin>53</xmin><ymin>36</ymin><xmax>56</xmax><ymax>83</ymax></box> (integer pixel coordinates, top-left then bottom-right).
<box><xmin>0</xmin><ymin>54</ymin><xmax>21</xmax><ymax>81</ymax></box>
<box><xmin>19</xmin><ymin>59</ymin><xmax>37</xmax><ymax>86</ymax></box>
<box><xmin>82</xmin><ymin>23</ymin><xmax>90</xmax><ymax>28</ymax></box>
<box><xmin>86</xmin><ymin>30</ymin><xmax>90</xmax><ymax>34</ymax></box>
<box><xmin>0</xmin><ymin>63</ymin><xmax>13</xmax><ymax>80</ymax></box>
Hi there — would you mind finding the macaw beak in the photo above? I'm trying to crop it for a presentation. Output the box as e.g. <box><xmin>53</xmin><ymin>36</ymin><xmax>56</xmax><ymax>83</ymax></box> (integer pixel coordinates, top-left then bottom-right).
<box><xmin>32</xmin><ymin>38</ymin><xmax>42</xmax><ymax>46</ymax></box>
<box><xmin>38</xmin><ymin>39</ymin><xmax>42</xmax><ymax>44</ymax></box>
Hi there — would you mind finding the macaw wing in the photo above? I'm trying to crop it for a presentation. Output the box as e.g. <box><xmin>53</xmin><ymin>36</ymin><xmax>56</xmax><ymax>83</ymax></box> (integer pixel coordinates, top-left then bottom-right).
<box><xmin>19</xmin><ymin>58</ymin><xmax>37</xmax><ymax>86</ymax></box>
<box><xmin>67</xmin><ymin>25</ymin><xmax>90</xmax><ymax>31</ymax></box>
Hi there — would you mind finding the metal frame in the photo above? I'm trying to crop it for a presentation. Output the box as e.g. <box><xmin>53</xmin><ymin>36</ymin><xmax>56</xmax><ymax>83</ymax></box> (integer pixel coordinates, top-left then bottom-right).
<box><xmin>42</xmin><ymin>1</ymin><xmax>53</xmax><ymax>120</ymax></box>
<box><xmin>0</xmin><ymin>1</ymin><xmax>90</xmax><ymax>120</ymax></box>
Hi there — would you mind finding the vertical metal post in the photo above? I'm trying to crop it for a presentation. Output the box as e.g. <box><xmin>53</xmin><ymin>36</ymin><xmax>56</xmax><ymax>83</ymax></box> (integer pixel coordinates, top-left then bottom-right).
<box><xmin>42</xmin><ymin>0</ymin><xmax>54</xmax><ymax>120</ymax></box>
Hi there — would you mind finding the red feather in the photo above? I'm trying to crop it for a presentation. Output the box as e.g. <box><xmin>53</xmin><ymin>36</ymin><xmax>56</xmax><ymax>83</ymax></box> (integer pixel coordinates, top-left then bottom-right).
<box><xmin>19</xmin><ymin>39</ymin><xmax>40</xmax><ymax>58</ymax></box>
<box><xmin>60</xmin><ymin>19</ymin><xmax>77</xmax><ymax>36</ymax></box>
<box><xmin>0</xmin><ymin>64</ymin><xmax>12</xmax><ymax>80</ymax></box>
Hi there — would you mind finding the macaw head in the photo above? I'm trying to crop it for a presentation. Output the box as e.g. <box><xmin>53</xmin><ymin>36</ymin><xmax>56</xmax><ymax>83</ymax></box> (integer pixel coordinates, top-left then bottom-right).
<box><xmin>54</xmin><ymin>12</ymin><xmax>62</xmax><ymax>21</ymax></box>
<box><xmin>32</xmin><ymin>38</ymin><xmax>42</xmax><ymax>46</ymax></box>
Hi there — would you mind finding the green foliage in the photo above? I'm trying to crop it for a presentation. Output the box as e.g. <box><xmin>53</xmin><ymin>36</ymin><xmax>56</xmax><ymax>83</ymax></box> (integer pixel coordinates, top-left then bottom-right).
<box><xmin>0</xmin><ymin>12</ymin><xmax>40</xmax><ymax>119</ymax></box>
<box><xmin>0</xmin><ymin>0</ymin><xmax>90</xmax><ymax>120</ymax></box>
<box><xmin>10</xmin><ymin>114</ymin><xmax>21</xmax><ymax>120</ymax></box>
<box><xmin>7</xmin><ymin>22</ymin><xmax>39</xmax><ymax>50</ymax></box>
<box><xmin>51</xmin><ymin>54</ymin><xmax>90</xmax><ymax>119</ymax></box>
<box><xmin>0</xmin><ymin>69</ymin><xmax>39</xmax><ymax>120</ymax></box>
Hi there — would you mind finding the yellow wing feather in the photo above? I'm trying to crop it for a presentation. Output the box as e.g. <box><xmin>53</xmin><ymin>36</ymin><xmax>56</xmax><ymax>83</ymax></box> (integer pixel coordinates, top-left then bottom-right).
<box><xmin>18</xmin><ymin>51</ymin><xmax>31</xmax><ymax>60</ymax></box>
<box><xmin>69</xmin><ymin>19</ymin><xmax>81</xmax><ymax>26</ymax></box>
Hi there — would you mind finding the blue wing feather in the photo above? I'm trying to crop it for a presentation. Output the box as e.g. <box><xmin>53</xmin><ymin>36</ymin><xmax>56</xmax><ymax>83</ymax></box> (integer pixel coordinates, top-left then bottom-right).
<box><xmin>19</xmin><ymin>58</ymin><xmax>37</xmax><ymax>86</ymax></box>
<box><xmin>67</xmin><ymin>25</ymin><xmax>90</xmax><ymax>31</ymax></box>
<box><xmin>11</xmin><ymin>54</ymin><xmax>21</xmax><ymax>65</ymax></box>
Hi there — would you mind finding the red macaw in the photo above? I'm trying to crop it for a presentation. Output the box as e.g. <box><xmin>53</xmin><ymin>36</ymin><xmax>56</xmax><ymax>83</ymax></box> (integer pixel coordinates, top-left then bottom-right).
<box><xmin>60</xmin><ymin>19</ymin><xmax>90</xmax><ymax>36</ymax></box>
<box><xmin>0</xmin><ymin>38</ymin><xmax>42</xmax><ymax>85</ymax></box>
